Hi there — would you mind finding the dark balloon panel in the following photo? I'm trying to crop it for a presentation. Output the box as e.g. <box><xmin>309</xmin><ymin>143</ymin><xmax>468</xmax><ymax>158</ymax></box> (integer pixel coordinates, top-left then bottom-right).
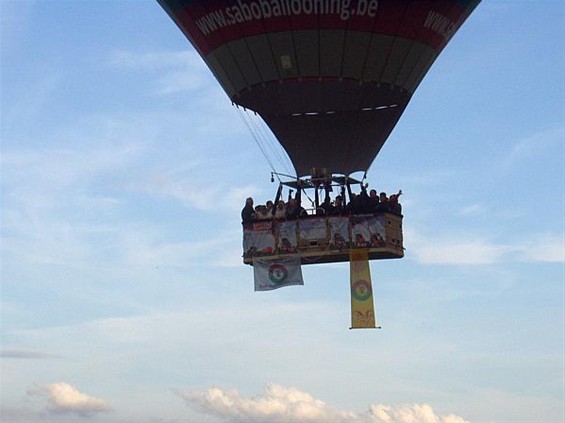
<box><xmin>158</xmin><ymin>0</ymin><xmax>480</xmax><ymax>176</ymax></box>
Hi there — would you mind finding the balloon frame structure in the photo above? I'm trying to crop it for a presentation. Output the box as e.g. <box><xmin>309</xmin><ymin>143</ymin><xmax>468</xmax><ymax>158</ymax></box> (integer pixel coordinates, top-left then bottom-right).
<box><xmin>158</xmin><ymin>0</ymin><xmax>480</xmax><ymax>177</ymax></box>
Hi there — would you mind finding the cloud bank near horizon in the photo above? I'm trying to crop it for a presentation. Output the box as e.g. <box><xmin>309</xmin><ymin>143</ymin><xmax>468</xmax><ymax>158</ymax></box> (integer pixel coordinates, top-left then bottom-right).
<box><xmin>179</xmin><ymin>383</ymin><xmax>470</xmax><ymax>423</ymax></box>
<box><xmin>27</xmin><ymin>382</ymin><xmax>111</xmax><ymax>417</ymax></box>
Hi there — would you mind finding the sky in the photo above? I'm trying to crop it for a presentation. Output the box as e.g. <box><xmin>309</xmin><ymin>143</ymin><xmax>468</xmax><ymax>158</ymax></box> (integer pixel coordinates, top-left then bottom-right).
<box><xmin>1</xmin><ymin>1</ymin><xmax>564</xmax><ymax>422</ymax></box>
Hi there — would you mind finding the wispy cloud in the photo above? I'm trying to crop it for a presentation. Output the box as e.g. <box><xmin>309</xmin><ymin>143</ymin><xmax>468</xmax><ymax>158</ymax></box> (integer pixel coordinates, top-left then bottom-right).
<box><xmin>144</xmin><ymin>166</ymin><xmax>260</xmax><ymax>212</ymax></box>
<box><xmin>108</xmin><ymin>50</ymin><xmax>192</xmax><ymax>70</ymax></box>
<box><xmin>412</xmin><ymin>239</ymin><xmax>512</xmax><ymax>265</ymax></box>
<box><xmin>0</xmin><ymin>106</ymin><xmax>254</xmax><ymax>269</ymax></box>
<box><xmin>178</xmin><ymin>383</ymin><xmax>470</xmax><ymax>423</ymax></box>
<box><xmin>407</xmin><ymin>228</ymin><xmax>512</xmax><ymax>265</ymax></box>
<box><xmin>407</xmin><ymin>229</ymin><xmax>565</xmax><ymax>265</ymax></box>
<box><xmin>155</xmin><ymin>69</ymin><xmax>210</xmax><ymax>95</ymax></box>
<box><xmin>108</xmin><ymin>49</ymin><xmax>213</xmax><ymax>95</ymax></box>
<box><xmin>458</xmin><ymin>204</ymin><xmax>486</xmax><ymax>217</ymax></box>
<box><xmin>1</xmin><ymin>134</ymin><xmax>145</xmax><ymax>266</ymax></box>
<box><xmin>517</xmin><ymin>232</ymin><xmax>565</xmax><ymax>263</ymax></box>
<box><xmin>120</xmin><ymin>230</ymin><xmax>241</xmax><ymax>269</ymax></box>
<box><xmin>2</xmin><ymin>72</ymin><xmax>63</xmax><ymax>133</ymax></box>
<box><xmin>27</xmin><ymin>382</ymin><xmax>111</xmax><ymax>416</ymax></box>
<box><xmin>0</xmin><ymin>349</ymin><xmax>57</xmax><ymax>359</ymax></box>
<box><xmin>505</xmin><ymin>127</ymin><xmax>564</xmax><ymax>167</ymax></box>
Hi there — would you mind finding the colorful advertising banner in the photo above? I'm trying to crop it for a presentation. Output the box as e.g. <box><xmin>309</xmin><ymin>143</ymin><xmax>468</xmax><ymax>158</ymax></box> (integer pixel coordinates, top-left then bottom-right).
<box><xmin>328</xmin><ymin>217</ymin><xmax>350</xmax><ymax>250</ymax></box>
<box><xmin>243</xmin><ymin>228</ymin><xmax>275</xmax><ymax>258</ymax></box>
<box><xmin>349</xmin><ymin>249</ymin><xmax>376</xmax><ymax>329</ymax></box>
<box><xmin>254</xmin><ymin>255</ymin><xmax>304</xmax><ymax>291</ymax></box>
<box><xmin>277</xmin><ymin>221</ymin><xmax>298</xmax><ymax>253</ymax></box>
<box><xmin>298</xmin><ymin>218</ymin><xmax>327</xmax><ymax>243</ymax></box>
<box><xmin>351</xmin><ymin>214</ymin><xmax>386</xmax><ymax>248</ymax></box>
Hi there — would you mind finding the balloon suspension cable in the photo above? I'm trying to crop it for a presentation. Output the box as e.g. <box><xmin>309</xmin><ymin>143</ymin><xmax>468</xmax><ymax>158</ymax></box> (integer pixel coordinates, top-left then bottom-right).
<box><xmin>234</xmin><ymin>105</ymin><xmax>294</xmax><ymax>176</ymax></box>
<box><xmin>235</xmin><ymin>106</ymin><xmax>277</xmax><ymax>174</ymax></box>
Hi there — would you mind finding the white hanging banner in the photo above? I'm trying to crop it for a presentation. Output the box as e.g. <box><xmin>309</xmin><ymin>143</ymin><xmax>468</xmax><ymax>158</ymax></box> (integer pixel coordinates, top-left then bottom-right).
<box><xmin>254</xmin><ymin>255</ymin><xmax>304</xmax><ymax>291</ymax></box>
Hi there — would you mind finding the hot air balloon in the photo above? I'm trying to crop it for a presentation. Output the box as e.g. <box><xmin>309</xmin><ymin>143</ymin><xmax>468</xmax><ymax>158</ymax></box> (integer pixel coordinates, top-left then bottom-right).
<box><xmin>157</xmin><ymin>0</ymin><xmax>480</xmax><ymax>266</ymax></box>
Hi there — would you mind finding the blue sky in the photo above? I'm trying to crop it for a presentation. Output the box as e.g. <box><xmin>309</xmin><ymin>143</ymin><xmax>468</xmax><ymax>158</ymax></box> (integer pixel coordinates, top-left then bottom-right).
<box><xmin>1</xmin><ymin>1</ymin><xmax>563</xmax><ymax>422</ymax></box>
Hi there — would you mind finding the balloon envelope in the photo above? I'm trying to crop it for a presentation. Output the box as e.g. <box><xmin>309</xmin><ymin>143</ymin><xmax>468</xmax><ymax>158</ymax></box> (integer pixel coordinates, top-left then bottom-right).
<box><xmin>158</xmin><ymin>0</ymin><xmax>480</xmax><ymax>176</ymax></box>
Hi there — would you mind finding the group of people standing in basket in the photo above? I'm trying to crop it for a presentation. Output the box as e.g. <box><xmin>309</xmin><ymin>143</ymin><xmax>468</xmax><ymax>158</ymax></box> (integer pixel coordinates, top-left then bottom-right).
<box><xmin>242</xmin><ymin>180</ymin><xmax>402</xmax><ymax>227</ymax></box>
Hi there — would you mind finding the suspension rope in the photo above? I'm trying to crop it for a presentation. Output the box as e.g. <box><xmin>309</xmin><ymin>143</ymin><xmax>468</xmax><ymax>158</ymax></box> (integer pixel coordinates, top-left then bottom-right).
<box><xmin>249</xmin><ymin>112</ymin><xmax>294</xmax><ymax>176</ymax></box>
<box><xmin>236</xmin><ymin>106</ymin><xmax>277</xmax><ymax>173</ymax></box>
<box><xmin>235</xmin><ymin>106</ymin><xmax>295</xmax><ymax>178</ymax></box>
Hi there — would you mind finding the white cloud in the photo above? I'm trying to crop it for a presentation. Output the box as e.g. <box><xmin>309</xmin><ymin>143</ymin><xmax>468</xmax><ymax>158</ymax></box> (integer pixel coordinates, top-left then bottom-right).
<box><xmin>413</xmin><ymin>240</ymin><xmax>511</xmax><ymax>265</ymax></box>
<box><xmin>144</xmin><ymin>168</ymin><xmax>222</xmax><ymax>211</ymax></box>
<box><xmin>108</xmin><ymin>50</ymin><xmax>198</xmax><ymax>71</ymax></box>
<box><xmin>407</xmin><ymin>228</ymin><xmax>565</xmax><ymax>265</ymax></box>
<box><xmin>505</xmin><ymin>127</ymin><xmax>564</xmax><ymax>166</ymax></box>
<box><xmin>1</xmin><ymin>138</ymin><xmax>143</xmax><ymax>266</ymax></box>
<box><xmin>368</xmin><ymin>404</ymin><xmax>469</xmax><ymax>423</ymax></box>
<box><xmin>108</xmin><ymin>50</ymin><xmax>212</xmax><ymax>95</ymax></box>
<box><xmin>145</xmin><ymin>166</ymin><xmax>260</xmax><ymax>212</ymax></box>
<box><xmin>28</xmin><ymin>382</ymin><xmax>111</xmax><ymax>416</ymax></box>
<box><xmin>121</xmin><ymin>229</ymin><xmax>240</xmax><ymax>269</ymax></box>
<box><xmin>216</xmin><ymin>242</ymin><xmax>249</xmax><ymax>267</ymax></box>
<box><xmin>458</xmin><ymin>204</ymin><xmax>486</xmax><ymax>217</ymax></box>
<box><xmin>225</xmin><ymin>185</ymin><xmax>265</xmax><ymax>213</ymax></box>
<box><xmin>156</xmin><ymin>69</ymin><xmax>209</xmax><ymax>95</ymax></box>
<box><xmin>179</xmin><ymin>383</ymin><xmax>470</xmax><ymax>423</ymax></box>
<box><xmin>517</xmin><ymin>233</ymin><xmax>565</xmax><ymax>263</ymax></box>
<box><xmin>407</xmin><ymin>228</ymin><xmax>513</xmax><ymax>265</ymax></box>
<box><xmin>2</xmin><ymin>116</ymin><xmax>148</xmax><ymax>194</ymax></box>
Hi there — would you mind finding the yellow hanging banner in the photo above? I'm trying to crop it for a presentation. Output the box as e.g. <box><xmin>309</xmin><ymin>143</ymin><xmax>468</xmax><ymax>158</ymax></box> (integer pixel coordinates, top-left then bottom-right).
<box><xmin>349</xmin><ymin>249</ymin><xmax>376</xmax><ymax>329</ymax></box>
